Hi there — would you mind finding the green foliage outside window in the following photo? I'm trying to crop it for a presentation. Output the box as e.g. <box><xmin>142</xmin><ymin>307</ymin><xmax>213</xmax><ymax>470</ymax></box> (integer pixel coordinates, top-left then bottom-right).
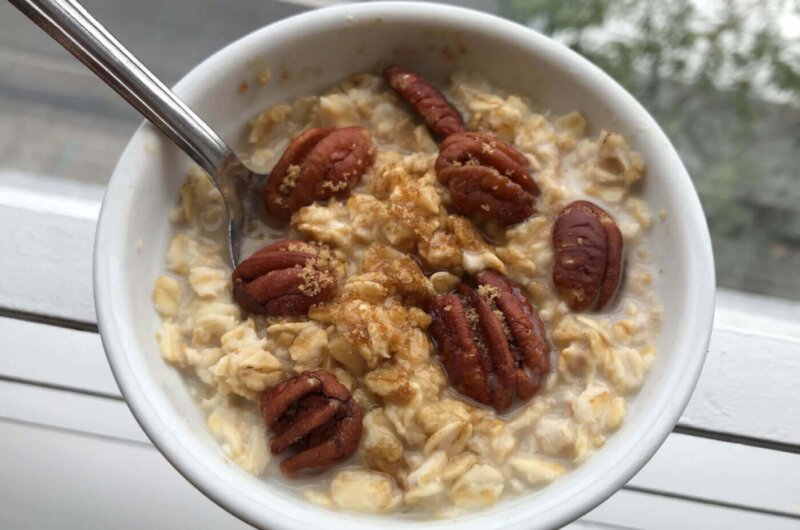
<box><xmin>503</xmin><ymin>0</ymin><xmax>800</xmax><ymax>299</ymax></box>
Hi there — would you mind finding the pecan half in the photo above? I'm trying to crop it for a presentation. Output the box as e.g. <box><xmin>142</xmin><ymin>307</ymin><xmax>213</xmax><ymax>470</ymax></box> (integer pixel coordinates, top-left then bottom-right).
<box><xmin>231</xmin><ymin>239</ymin><xmax>337</xmax><ymax>316</ymax></box>
<box><xmin>428</xmin><ymin>270</ymin><xmax>550</xmax><ymax>411</ymax></box>
<box><xmin>262</xmin><ymin>126</ymin><xmax>375</xmax><ymax>220</ymax></box>
<box><xmin>260</xmin><ymin>370</ymin><xmax>363</xmax><ymax>478</ymax></box>
<box><xmin>435</xmin><ymin>132</ymin><xmax>537</xmax><ymax>226</ymax></box>
<box><xmin>552</xmin><ymin>200</ymin><xmax>623</xmax><ymax>311</ymax></box>
<box><xmin>384</xmin><ymin>65</ymin><xmax>466</xmax><ymax>140</ymax></box>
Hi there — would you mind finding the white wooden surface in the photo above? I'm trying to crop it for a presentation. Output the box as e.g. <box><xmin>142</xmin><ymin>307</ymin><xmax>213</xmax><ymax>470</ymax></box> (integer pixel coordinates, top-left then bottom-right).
<box><xmin>2</xmin><ymin>1</ymin><xmax>800</xmax><ymax>528</ymax></box>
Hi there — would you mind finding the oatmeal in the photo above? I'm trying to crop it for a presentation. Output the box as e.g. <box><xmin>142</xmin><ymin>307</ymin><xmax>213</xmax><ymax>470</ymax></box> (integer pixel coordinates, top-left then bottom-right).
<box><xmin>153</xmin><ymin>66</ymin><xmax>661</xmax><ymax>517</ymax></box>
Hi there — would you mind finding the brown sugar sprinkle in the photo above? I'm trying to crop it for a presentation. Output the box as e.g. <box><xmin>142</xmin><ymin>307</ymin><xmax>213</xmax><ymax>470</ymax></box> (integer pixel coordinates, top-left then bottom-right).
<box><xmin>481</xmin><ymin>141</ymin><xmax>495</xmax><ymax>154</ymax></box>
<box><xmin>321</xmin><ymin>180</ymin><xmax>350</xmax><ymax>192</ymax></box>
<box><xmin>464</xmin><ymin>304</ymin><xmax>490</xmax><ymax>353</ymax></box>
<box><xmin>474</xmin><ymin>284</ymin><xmax>514</xmax><ymax>344</ymax></box>
<box><xmin>279</xmin><ymin>164</ymin><xmax>302</xmax><ymax>194</ymax></box>
<box><xmin>476</xmin><ymin>284</ymin><xmax>499</xmax><ymax>303</ymax></box>
<box><xmin>286</xmin><ymin>242</ymin><xmax>306</xmax><ymax>252</ymax></box>
<box><xmin>298</xmin><ymin>256</ymin><xmax>335</xmax><ymax>297</ymax></box>
<box><xmin>493</xmin><ymin>308</ymin><xmax>514</xmax><ymax>345</ymax></box>
<box><xmin>315</xmin><ymin>245</ymin><xmax>333</xmax><ymax>265</ymax></box>
<box><xmin>349</xmin><ymin>326</ymin><xmax>369</xmax><ymax>345</ymax></box>
<box><xmin>464</xmin><ymin>305</ymin><xmax>479</xmax><ymax>327</ymax></box>
<box><xmin>288</xmin><ymin>243</ymin><xmax>336</xmax><ymax>298</ymax></box>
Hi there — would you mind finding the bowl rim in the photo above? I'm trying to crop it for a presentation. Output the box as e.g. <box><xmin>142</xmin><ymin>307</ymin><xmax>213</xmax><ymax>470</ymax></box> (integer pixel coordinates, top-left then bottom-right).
<box><xmin>94</xmin><ymin>2</ymin><xmax>715</xmax><ymax>529</ymax></box>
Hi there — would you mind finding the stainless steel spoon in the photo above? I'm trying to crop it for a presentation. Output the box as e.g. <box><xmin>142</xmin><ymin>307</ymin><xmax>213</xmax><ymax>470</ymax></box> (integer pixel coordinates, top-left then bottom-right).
<box><xmin>10</xmin><ymin>0</ymin><xmax>268</xmax><ymax>267</ymax></box>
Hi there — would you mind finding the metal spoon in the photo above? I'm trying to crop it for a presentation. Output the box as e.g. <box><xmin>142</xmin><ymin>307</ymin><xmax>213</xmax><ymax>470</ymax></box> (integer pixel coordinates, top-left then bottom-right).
<box><xmin>10</xmin><ymin>0</ymin><xmax>268</xmax><ymax>267</ymax></box>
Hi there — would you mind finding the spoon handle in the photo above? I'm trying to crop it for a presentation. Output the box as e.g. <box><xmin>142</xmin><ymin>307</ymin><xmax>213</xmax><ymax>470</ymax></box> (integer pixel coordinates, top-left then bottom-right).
<box><xmin>9</xmin><ymin>0</ymin><xmax>232</xmax><ymax>176</ymax></box>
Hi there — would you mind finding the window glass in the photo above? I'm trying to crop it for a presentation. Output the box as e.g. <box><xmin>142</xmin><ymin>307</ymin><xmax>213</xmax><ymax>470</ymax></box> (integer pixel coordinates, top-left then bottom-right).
<box><xmin>500</xmin><ymin>0</ymin><xmax>800</xmax><ymax>300</ymax></box>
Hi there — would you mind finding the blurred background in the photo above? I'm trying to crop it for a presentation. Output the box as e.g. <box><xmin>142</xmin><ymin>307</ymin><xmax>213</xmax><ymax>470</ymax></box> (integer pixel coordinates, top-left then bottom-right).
<box><xmin>1</xmin><ymin>0</ymin><xmax>798</xmax><ymax>300</ymax></box>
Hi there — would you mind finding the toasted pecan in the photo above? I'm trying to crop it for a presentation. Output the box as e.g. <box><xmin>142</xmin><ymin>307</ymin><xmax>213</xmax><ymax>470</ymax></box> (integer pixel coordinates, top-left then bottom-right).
<box><xmin>553</xmin><ymin>200</ymin><xmax>623</xmax><ymax>311</ymax></box>
<box><xmin>262</xmin><ymin>127</ymin><xmax>375</xmax><ymax>220</ymax></box>
<box><xmin>232</xmin><ymin>240</ymin><xmax>337</xmax><ymax>316</ymax></box>
<box><xmin>428</xmin><ymin>270</ymin><xmax>550</xmax><ymax>411</ymax></box>
<box><xmin>260</xmin><ymin>370</ymin><xmax>363</xmax><ymax>477</ymax></box>
<box><xmin>384</xmin><ymin>65</ymin><xmax>465</xmax><ymax>140</ymax></box>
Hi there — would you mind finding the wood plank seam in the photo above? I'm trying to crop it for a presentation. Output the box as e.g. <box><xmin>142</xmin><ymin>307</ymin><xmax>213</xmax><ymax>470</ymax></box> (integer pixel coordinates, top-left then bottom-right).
<box><xmin>0</xmin><ymin>374</ymin><xmax>122</xmax><ymax>402</ymax></box>
<box><xmin>0</xmin><ymin>307</ymin><xmax>98</xmax><ymax>333</ymax></box>
<box><xmin>0</xmin><ymin>416</ymin><xmax>151</xmax><ymax>449</ymax></box>
<box><xmin>673</xmin><ymin>425</ymin><xmax>800</xmax><ymax>455</ymax></box>
<box><xmin>623</xmin><ymin>485</ymin><xmax>800</xmax><ymax>521</ymax></box>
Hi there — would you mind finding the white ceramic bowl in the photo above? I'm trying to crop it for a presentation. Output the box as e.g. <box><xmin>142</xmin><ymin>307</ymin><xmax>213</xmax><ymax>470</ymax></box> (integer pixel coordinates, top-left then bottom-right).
<box><xmin>94</xmin><ymin>3</ymin><xmax>715</xmax><ymax>529</ymax></box>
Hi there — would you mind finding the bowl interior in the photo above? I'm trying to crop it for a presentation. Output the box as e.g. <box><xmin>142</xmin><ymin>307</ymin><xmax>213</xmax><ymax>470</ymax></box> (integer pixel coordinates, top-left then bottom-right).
<box><xmin>95</xmin><ymin>4</ymin><xmax>714</xmax><ymax>529</ymax></box>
